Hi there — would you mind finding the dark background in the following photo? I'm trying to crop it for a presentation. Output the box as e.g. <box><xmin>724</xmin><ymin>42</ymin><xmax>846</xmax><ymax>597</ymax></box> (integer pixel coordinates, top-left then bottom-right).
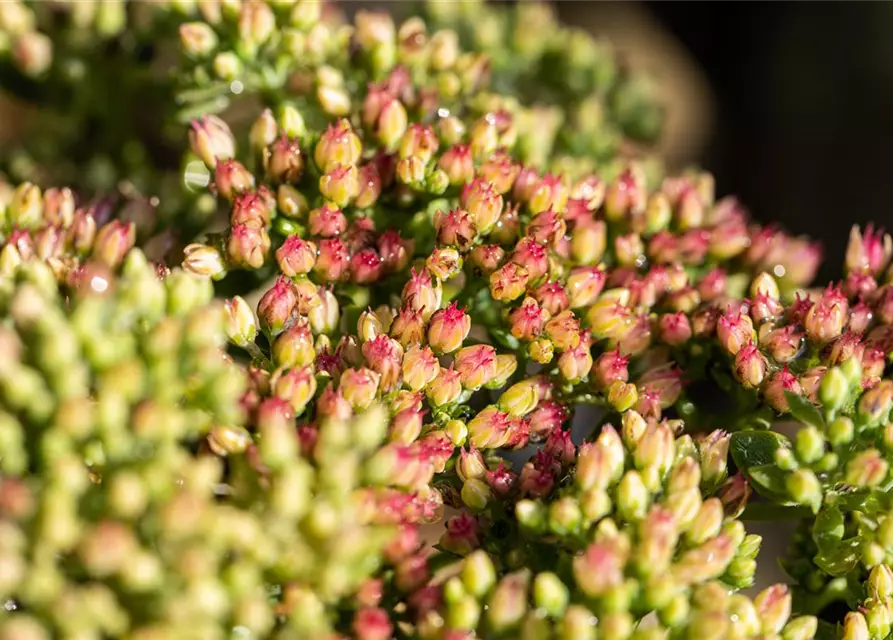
<box><xmin>560</xmin><ymin>1</ymin><xmax>893</xmax><ymax>286</ymax></box>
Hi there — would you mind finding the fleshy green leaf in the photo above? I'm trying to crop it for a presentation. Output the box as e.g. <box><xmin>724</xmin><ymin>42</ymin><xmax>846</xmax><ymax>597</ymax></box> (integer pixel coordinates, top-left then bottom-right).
<box><xmin>744</xmin><ymin>463</ymin><xmax>795</xmax><ymax>504</ymax></box>
<box><xmin>813</xmin><ymin>537</ymin><xmax>861</xmax><ymax>576</ymax></box>
<box><xmin>785</xmin><ymin>390</ymin><xmax>826</xmax><ymax>428</ymax></box>
<box><xmin>730</xmin><ymin>430</ymin><xmax>792</xmax><ymax>470</ymax></box>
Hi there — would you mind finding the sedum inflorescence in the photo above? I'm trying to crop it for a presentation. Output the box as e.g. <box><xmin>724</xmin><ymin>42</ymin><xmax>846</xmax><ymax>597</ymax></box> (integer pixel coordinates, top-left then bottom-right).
<box><xmin>0</xmin><ymin>1</ymin><xmax>889</xmax><ymax>639</ymax></box>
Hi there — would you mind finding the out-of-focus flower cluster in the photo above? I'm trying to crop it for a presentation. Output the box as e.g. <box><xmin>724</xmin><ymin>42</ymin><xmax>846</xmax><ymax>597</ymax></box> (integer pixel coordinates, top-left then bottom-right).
<box><xmin>2</xmin><ymin>0</ymin><xmax>892</xmax><ymax>638</ymax></box>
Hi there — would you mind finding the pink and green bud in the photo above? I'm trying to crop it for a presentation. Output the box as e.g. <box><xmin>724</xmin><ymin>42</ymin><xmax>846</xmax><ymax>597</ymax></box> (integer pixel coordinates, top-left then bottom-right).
<box><xmin>390</xmin><ymin>306</ymin><xmax>427</xmax><ymax>347</ymax></box>
<box><xmin>350</xmin><ymin>249</ymin><xmax>384</xmax><ymax>285</ymax></box>
<box><xmin>734</xmin><ymin>342</ymin><xmax>768</xmax><ymax>389</ymax></box>
<box><xmin>426</xmin><ymin>247</ymin><xmax>462</xmax><ymax>281</ymax></box>
<box><xmin>224</xmin><ymin>295</ymin><xmax>257</xmax><ymax>348</ymax></box>
<box><xmin>363</xmin><ymin>335</ymin><xmax>404</xmax><ymax>392</ymax></box>
<box><xmin>353</xmin><ymin>607</ymin><xmax>393</xmax><ymax>640</ymax></box>
<box><xmin>558</xmin><ymin>339</ymin><xmax>593</xmax><ymax>383</ymax></box>
<box><xmin>566</xmin><ymin>267</ymin><xmax>606</xmax><ymax>309</ymax></box>
<box><xmin>401</xmin><ymin>268</ymin><xmax>443</xmax><ymax>322</ymax></box>
<box><xmin>273</xmin><ymin>321</ymin><xmax>316</xmax><ymax>368</ymax></box>
<box><xmin>846</xmin><ymin>449</ymin><xmax>889</xmax><ymax>487</ymax></box>
<box><xmin>586</xmin><ymin>299</ymin><xmax>633</xmax><ymax>343</ymax></box>
<box><xmin>498</xmin><ymin>380</ymin><xmax>540</xmax><ymax>417</ymax></box>
<box><xmin>534</xmin><ymin>280</ymin><xmax>570</xmax><ymax>316</ymax></box>
<box><xmin>402</xmin><ymin>344</ymin><xmax>439</xmax><ymax>391</ymax></box>
<box><xmin>227</xmin><ymin>222</ymin><xmax>270</xmax><ymax>270</ymax></box>
<box><xmin>510</xmin><ymin>237</ymin><xmax>549</xmax><ymax>282</ymax></box>
<box><xmin>638</xmin><ymin>506</ymin><xmax>679</xmax><ymax>574</ymax></box>
<box><xmin>399</xmin><ymin>124</ymin><xmax>438</xmax><ymax>165</ymax></box>
<box><xmin>672</xmin><ymin>534</ymin><xmax>735</xmax><ymax>585</ymax></box>
<box><xmin>276</xmin><ymin>236</ymin><xmax>317</xmax><ymax>277</ymax></box>
<box><xmin>231</xmin><ymin>191</ymin><xmax>272</xmax><ymax>227</ymax></box>
<box><xmin>440</xmin><ymin>514</ymin><xmax>481</xmax><ymax>556</ymax></box>
<box><xmin>457</xmin><ymin>447</ymin><xmax>488</xmax><ymax>482</ymax></box>
<box><xmin>761</xmin><ymin>325</ymin><xmax>804</xmax><ymax>363</ymax></box>
<box><xmin>307</xmin><ymin>287</ymin><xmax>340</xmax><ymax>335</ymax></box>
<box><xmin>544</xmin><ymin>310</ymin><xmax>582</xmax><ymax>352</ymax></box>
<box><xmin>426</xmin><ymin>366</ymin><xmax>462</xmax><ymax>406</ymax></box>
<box><xmin>573</xmin><ymin>541</ymin><xmax>624</xmax><ymax>597</ymax></box>
<box><xmin>314</xmin><ymin>119</ymin><xmax>362</xmax><ymax>172</ymax></box>
<box><xmin>804</xmin><ymin>284</ymin><xmax>848</xmax><ymax>344</ymax></box>
<box><xmin>763</xmin><ymin>367</ymin><xmax>803</xmax><ymax>414</ymax></box>
<box><xmin>428</xmin><ymin>302</ymin><xmax>471</xmax><ymax>354</ymax></box>
<box><xmin>214</xmin><ymin>159</ymin><xmax>255</xmax><ymax>200</ymax></box>
<box><xmin>319</xmin><ymin>164</ymin><xmax>360</xmax><ymax>207</ymax></box>
<box><xmin>273</xmin><ymin>366</ymin><xmax>317</xmax><ymax>415</ymax></box>
<box><xmin>92</xmin><ymin>221</ymin><xmax>135</xmax><ymax>268</ymax></box>
<box><xmin>314</xmin><ymin>237</ymin><xmax>350</xmax><ymax>281</ymax></box>
<box><xmin>635</xmin><ymin>421</ymin><xmax>676</xmax><ymax>475</ymax></box>
<box><xmin>461</xmin><ymin>178</ymin><xmax>504</xmax><ymax>234</ymax></box>
<box><xmin>189</xmin><ymin>115</ymin><xmax>235</xmax><ymax>169</ymax></box>
<box><xmin>469</xmin><ymin>244</ymin><xmax>505</xmax><ymax>275</ymax></box>
<box><xmin>591</xmin><ymin>349</ymin><xmax>629</xmax><ymax>391</ymax></box>
<box><xmin>316</xmin><ymin>385</ymin><xmax>353</xmax><ymax>421</ymax></box>
<box><xmin>753</xmin><ymin>585</ymin><xmax>793</xmax><ymax>635</ymax></box>
<box><xmin>508</xmin><ymin>297</ymin><xmax>548</xmax><ymax>342</ymax></box>
<box><xmin>697</xmin><ymin>267</ymin><xmax>728</xmax><ymax>302</ymax></box>
<box><xmin>604</xmin><ymin>167</ymin><xmax>646</xmax><ymax>221</ymax></box>
<box><xmin>526</xmin><ymin>209</ymin><xmax>567</xmax><ymax>248</ymax></box>
<box><xmin>339</xmin><ymin>367</ymin><xmax>381</xmax><ymax>410</ymax></box>
<box><xmin>468</xmin><ymin>406</ymin><xmax>523</xmax><ymax>450</ymax></box>
<box><xmin>478</xmin><ymin>151</ymin><xmax>519</xmax><ymax>195</ymax></box>
<box><xmin>356</xmin><ymin>163</ymin><xmax>383</xmax><ymax>209</ymax></box>
<box><xmin>266</xmin><ymin>135</ymin><xmax>305</xmax><ymax>184</ymax></box>
<box><xmin>658</xmin><ymin>312</ymin><xmax>692</xmax><ymax>347</ymax></box>
<box><xmin>799</xmin><ymin>366</ymin><xmax>827</xmax><ymax>404</ymax></box>
<box><xmin>698</xmin><ymin>431</ymin><xmax>731</xmax><ymax>487</ymax></box>
<box><xmin>390</xmin><ymin>406</ymin><xmax>424</xmax><ymax>444</ymax></box>
<box><xmin>438</xmin><ymin>144</ymin><xmax>475</xmax><ymax>186</ymax></box>
<box><xmin>527</xmin><ymin>338</ymin><xmax>554</xmax><ymax>365</ymax></box>
<box><xmin>605</xmin><ymin>380</ymin><xmax>636</xmax><ymax>413</ymax></box>
<box><xmin>434</xmin><ymin>208</ymin><xmax>477</xmax><ymax>251</ymax></box>
<box><xmin>571</xmin><ymin>221</ymin><xmax>607</xmax><ymax>266</ymax></box>
<box><xmin>847</xmin><ymin>224</ymin><xmax>893</xmax><ymax>276</ymax></box>
<box><xmin>717</xmin><ymin>311</ymin><xmax>755</xmax><ymax>356</ymax></box>
<box><xmin>377</xmin><ymin>230</ymin><xmax>412</xmax><ymax>274</ymax></box>
<box><xmin>686</xmin><ymin>498</ymin><xmax>723</xmax><ymax>546</ymax></box>
<box><xmin>489</xmin><ymin>262</ymin><xmax>530</xmax><ymax>302</ymax></box>
<box><xmin>257</xmin><ymin>277</ymin><xmax>298</xmax><ymax>336</ymax></box>
<box><xmin>858</xmin><ymin>379</ymin><xmax>893</xmax><ymax>424</ymax></box>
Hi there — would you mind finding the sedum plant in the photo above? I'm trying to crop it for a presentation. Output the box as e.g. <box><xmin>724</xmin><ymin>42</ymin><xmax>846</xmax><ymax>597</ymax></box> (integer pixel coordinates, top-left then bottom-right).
<box><xmin>0</xmin><ymin>1</ymin><xmax>889</xmax><ymax>639</ymax></box>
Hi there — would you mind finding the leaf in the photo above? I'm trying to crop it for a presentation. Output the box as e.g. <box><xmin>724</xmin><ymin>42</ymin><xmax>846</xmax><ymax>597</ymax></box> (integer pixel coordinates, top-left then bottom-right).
<box><xmin>784</xmin><ymin>390</ymin><xmax>826</xmax><ymax>427</ymax></box>
<box><xmin>812</xmin><ymin>506</ymin><xmax>845</xmax><ymax>554</ymax></box>
<box><xmin>744</xmin><ymin>463</ymin><xmax>795</xmax><ymax>504</ymax></box>
<box><xmin>730</xmin><ymin>431</ymin><xmax>791</xmax><ymax>470</ymax></box>
<box><xmin>813</xmin><ymin>537</ymin><xmax>861</xmax><ymax>577</ymax></box>
<box><xmin>814</xmin><ymin>620</ymin><xmax>840</xmax><ymax>640</ymax></box>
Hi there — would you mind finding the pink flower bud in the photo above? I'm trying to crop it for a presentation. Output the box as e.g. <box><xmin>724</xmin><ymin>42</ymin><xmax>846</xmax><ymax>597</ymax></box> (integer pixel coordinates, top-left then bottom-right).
<box><xmin>230</xmin><ymin>191</ymin><xmax>271</xmax><ymax>227</ymax></box>
<box><xmin>708</xmin><ymin>219</ymin><xmax>750</xmax><ymax>260</ymax></box>
<box><xmin>760</xmin><ymin>325</ymin><xmax>803</xmax><ymax>363</ymax></box>
<box><xmin>355</xmin><ymin>163</ymin><xmax>383</xmax><ymax>209</ymax></box>
<box><xmin>678</xmin><ymin>228</ymin><xmax>711</xmax><ymax>265</ymax></box>
<box><xmin>189</xmin><ymin>115</ymin><xmax>235</xmax><ymax>168</ymax></box>
<box><xmin>315</xmin><ymin>119</ymin><xmax>362</xmax><ymax>172</ymax></box>
<box><xmin>454</xmin><ymin>344</ymin><xmax>498</xmax><ymax>390</ymax></box>
<box><xmin>275</xmin><ymin>236</ymin><xmax>317</xmax><ymax>277</ymax></box>
<box><xmin>849</xmin><ymin>301</ymin><xmax>874</xmax><ymax>335</ymax></box>
<box><xmin>349</xmin><ymin>249</ymin><xmax>383</xmax><ymax>285</ymax></box>
<box><xmin>800</xmin><ymin>366</ymin><xmax>827</xmax><ymax>403</ymax></box>
<box><xmin>490</xmin><ymin>262</ymin><xmax>530</xmax><ymax>302</ymax></box>
<box><xmin>591</xmin><ymin>349</ymin><xmax>629</xmax><ymax>391</ymax></box>
<box><xmin>377</xmin><ymin>230</ymin><xmax>412</xmax><ymax>274</ymax></box>
<box><xmin>273</xmin><ymin>321</ymin><xmax>316</xmax><ymax>368</ymax></box>
<box><xmin>638</xmin><ymin>365</ymin><xmax>685</xmax><ymax>410</ymax></box>
<box><xmin>615</xmin><ymin>314</ymin><xmax>653</xmax><ymax>356</ymax></box>
<box><xmin>339</xmin><ymin>367</ymin><xmax>381</xmax><ymax>410</ymax></box>
<box><xmin>489</xmin><ymin>205</ymin><xmax>521</xmax><ymax>245</ymax></box>
<box><xmin>846</xmin><ymin>224</ymin><xmax>892</xmax><ymax>276</ymax></box>
<box><xmin>573</xmin><ymin>542</ymin><xmax>624</xmax><ymax>597</ymax></box>
<box><xmin>389</xmin><ymin>306</ymin><xmax>427</xmax><ymax>347</ymax></box>
<box><xmin>433</xmin><ymin>208</ymin><xmax>476</xmax><ymax>251</ymax></box>
<box><xmin>763</xmin><ymin>367</ymin><xmax>802</xmax><ymax>413</ymax></box>
<box><xmin>734</xmin><ymin>342</ymin><xmax>768</xmax><ymax>389</ymax></box>
<box><xmin>566</xmin><ymin>266</ymin><xmax>606</xmax><ymax>309</ymax></box>
<box><xmin>614</xmin><ymin>232</ymin><xmax>644</xmax><ymax>268</ymax></box>
<box><xmin>526</xmin><ymin>209</ymin><xmax>566</xmax><ymax>248</ymax></box>
<box><xmin>558</xmin><ymin>336</ymin><xmax>593</xmax><ymax>383</ymax></box>
<box><xmin>427</xmin><ymin>302</ymin><xmax>471</xmax><ymax>354</ymax></box>
<box><xmin>586</xmin><ymin>298</ymin><xmax>633</xmax><ymax>343</ymax></box>
<box><xmin>425</xmin><ymin>247</ymin><xmax>462</xmax><ymax>281</ymax></box>
<box><xmin>438</xmin><ymin>144</ymin><xmax>475</xmax><ymax>186</ymax></box>
<box><xmin>257</xmin><ymin>277</ymin><xmax>298</xmax><ymax>336</ymax></box>
<box><xmin>308</xmin><ymin>204</ymin><xmax>347</xmax><ymax>238</ymax></box>
<box><xmin>508</xmin><ymin>297</ymin><xmax>548</xmax><ymax>342</ymax></box>
<box><xmin>314</xmin><ymin>237</ymin><xmax>350</xmax><ymax>281</ymax></box>
<box><xmin>227</xmin><ymin>221</ymin><xmax>270</xmax><ymax>270</ymax></box>
<box><xmin>402</xmin><ymin>344</ymin><xmax>439</xmax><ymax>391</ymax></box>
<box><xmin>534</xmin><ymin>281</ymin><xmax>569</xmax><ymax>316</ymax></box>
<box><xmin>717</xmin><ymin>311</ymin><xmax>755</xmax><ymax>355</ymax></box>
<box><xmin>390</xmin><ymin>407</ymin><xmax>425</xmax><ymax>444</ymax></box>
<box><xmin>750</xmin><ymin>292</ymin><xmax>785</xmax><ymax>325</ymax></box>
<box><xmin>657</xmin><ymin>312</ymin><xmax>692</xmax><ymax>347</ymax></box>
<box><xmin>91</xmin><ymin>221</ymin><xmax>136</xmax><ymax>268</ymax></box>
<box><xmin>402</xmin><ymin>268</ymin><xmax>442</xmax><ymax>322</ymax></box>
<box><xmin>440</xmin><ymin>513</ymin><xmax>480</xmax><ymax>556</ymax></box>
<box><xmin>425</xmin><ymin>366</ymin><xmax>462</xmax><ymax>406</ymax></box>
<box><xmin>544</xmin><ymin>310</ymin><xmax>582</xmax><ymax>352</ymax></box>
<box><xmin>804</xmin><ymin>284</ymin><xmax>848</xmax><ymax>344</ymax></box>
<box><xmin>461</xmin><ymin>178</ymin><xmax>504</xmax><ymax>234</ymax></box>
<box><xmin>363</xmin><ymin>335</ymin><xmax>404</xmax><ymax>392</ymax></box>
<box><xmin>844</xmin><ymin>271</ymin><xmax>877</xmax><ymax>299</ymax></box>
<box><xmin>214</xmin><ymin>159</ymin><xmax>255</xmax><ymax>200</ymax></box>
<box><xmin>529</xmin><ymin>173</ymin><xmax>568</xmax><ymax>215</ymax></box>
<box><xmin>468</xmin><ymin>406</ymin><xmax>524</xmax><ymax>450</ymax></box>
<box><xmin>697</xmin><ymin>267</ymin><xmax>727</xmax><ymax>302</ymax></box>
<box><xmin>316</xmin><ymin>385</ymin><xmax>353</xmax><ymax>421</ymax></box>
<box><xmin>273</xmin><ymin>366</ymin><xmax>317</xmax><ymax>415</ymax></box>
<box><xmin>526</xmin><ymin>400</ymin><xmax>569</xmax><ymax>441</ymax></box>
<box><xmin>862</xmin><ymin>346</ymin><xmax>885</xmax><ymax>388</ymax></box>
<box><xmin>266</xmin><ymin>135</ymin><xmax>305</xmax><ymax>184</ymax></box>
<box><xmin>519</xmin><ymin>459</ymin><xmax>555</xmax><ymax>498</ymax></box>
<box><xmin>399</xmin><ymin>124</ymin><xmax>438</xmax><ymax>164</ymax></box>
<box><xmin>510</xmin><ymin>237</ymin><xmax>549</xmax><ymax>282</ymax></box>
<box><xmin>479</xmin><ymin>150</ymin><xmax>519</xmax><ymax>194</ymax></box>
<box><xmin>469</xmin><ymin>244</ymin><xmax>505</xmax><ymax>275</ymax></box>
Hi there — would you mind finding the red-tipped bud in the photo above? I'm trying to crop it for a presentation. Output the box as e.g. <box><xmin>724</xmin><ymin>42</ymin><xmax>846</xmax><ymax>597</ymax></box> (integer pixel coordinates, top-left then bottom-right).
<box><xmin>227</xmin><ymin>222</ymin><xmax>270</xmax><ymax>270</ymax></box>
<box><xmin>566</xmin><ymin>267</ymin><xmax>607</xmax><ymax>309</ymax></box>
<box><xmin>455</xmin><ymin>345</ymin><xmax>498</xmax><ymax>390</ymax></box>
<box><xmin>479</xmin><ymin>150</ymin><xmax>519</xmax><ymax>194</ymax></box>
<box><xmin>426</xmin><ymin>366</ymin><xmax>462</xmax><ymax>406</ymax></box>
<box><xmin>426</xmin><ymin>247</ymin><xmax>462</xmax><ymax>281</ymax></box>
<box><xmin>527</xmin><ymin>401</ymin><xmax>569</xmax><ymax>440</ymax></box>
<box><xmin>490</xmin><ymin>262</ymin><xmax>530</xmax><ymax>302</ymax></box>
<box><xmin>468</xmin><ymin>406</ymin><xmax>526</xmax><ymax>450</ymax></box>
<box><xmin>402</xmin><ymin>345</ymin><xmax>440</xmax><ymax>391</ymax></box>
<box><xmin>846</xmin><ymin>224</ymin><xmax>892</xmax><ymax>276</ymax></box>
<box><xmin>573</xmin><ymin>542</ymin><xmax>624</xmax><ymax>597</ymax></box>
<box><xmin>428</xmin><ymin>302</ymin><xmax>471</xmax><ymax>354</ymax></box>
<box><xmin>591</xmin><ymin>349</ymin><xmax>630</xmax><ymax>391</ymax></box>
<box><xmin>511</xmin><ymin>237</ymin><xmax>549</xmax><ymax>282</ymax></box>
<box><xmin>315</xmin><ymin>119</ymin><xmax>362</xmax><ymax>172</ymax></box>
<box><xmin>469</xmin><ymin>244</ymin><xmax>505</xmax><ymax>275</ymax></box>
<box><xmin>378</xmin><ymin>230</ymin><xmax>412</xmax><ymax>274</ymax></box>
<box><xmin>189</xmin><ymin>114</ymin><xmax>235</xmax><ymax>168</ymax></box>
<box><xmin>363</xmin><ymin>335</ymin><xmax>404</xmax><ymax>392</ymax></box>
<box><xmin>717</xmin><ymin>312</ymin><xmax>755</xmax><ymax>356</ymax></box>
<box><xmin>489</xmin><ymin>205</ymin><xmax>521</xmax><ymax>245</ymax></box>
<box><xmin>390</xmin><ymin>306</ymin><xmax>427</xmax><ymax>347</ymax></box>
<box><xmin>257</xmin><ymin>277</ymin><xmax>298</xmax><ymax>336</ymax></box>
<box><xmin>734</xmin><ymin>342</ymin><xmax>768</xmax><ymax>389</ymax></box>
<box><xmin>509</xmin><ymin>297</ymin><xmax>548</xmax><ymax>342</ymax></box>
<box><xmin>534</xmin><ymin>281</ymin><xmax>569</xmax><ymax>316</ymax></box>
<box><xmin>800</xmin><ymin>366</ymin><xmax>827</xmax><ymax>403</ymax></box>
<box><xmin>320</xmin><ymin>164</ymin><xmax>360</xmax><ymax>208</ymax></box>
<box><xmin>272</xmin><ymin>321</ymin><xmax>316</xmax><ymax>369</ymax></box>
<box><xmin>340</xmin><ymin>367</ymin><xmax>382</xmax><ymax>410</ymax></box>
<box><xmin>266</xmin><ymin>135</ymin><xmax>305</xmax><ymax>183</ymax></box>
<box><xmin>308</xmin><ymin>204</ymin><xmax>347</xmax><ymax>237</ymax></box>
<box><xmin>214</xmin><ymin>159</ymin><xmax>255</xmax><ymax>200</ymax></box>
<box><xmin>657</xmin><ymin>312</ymin><xmax>692</xmax><ymax>347</ymax></box>
<box><xmin>433</xmin><ymin>208</ymin><xmax>477</xmax><ymax>251</ymax></box>
<box><xmin>558</xmin><ymin>337</ymin><xmax>593</xmax><ymax>383</ymax></box>
<box><xmin>276</xmin><ymin>236</ymin><xmax>317</xmax><ymax>277</ymax></box>
<box><xmin>402</xmin><ymin>268</ymin><xmax>443</xmax><ymax>322</ymax></box>
<box><xmin>438</xmin><ymin>144</ymin><xmax>475</xmax><ymax>186</ymax></box>
<box><xmin>804</xmin><ymin>284</ymin><xmax>848</xmax><ymax>344</ymax></box>
<box><xmin>526</xmin><ymin>209</ymin><xmax>566</xmax><ymax>248</ymax></box>
<box><xmin>461</xmin><ymin>178</ymin><xmax>504</xmax><ymax>234</ymax></box>
<box><xmin>570</xmin><ymin>220</ymin><xmax>607</xmax><ymax>266</ymax></box>
<box><xmin>314</xmin><ymin>237</ymin><xmax>350</xmax><ymax>281</ymax></box>
<box><xmin>350</xmin><ymin>249</ymin><xmax>384</xmax><ymax>285</ymax></box>
<box><xmin>638</xmin><ymin>365</ymin><xmax>685</xmax><ymax>410</ymax></box>
<box><xmin>92</xmin><ymin>221</ymin><xmax>136</xmax><ymax>268</ymax></box>
<box><xmin>231</xmin><ymin>191</ymin><xmax>271</xmax><ymax>227</ymax></box>
<box><xmin>273</xmin><ymin>366</ymin><xmax>317</xmax><ymax>415</ymax></box>
<box><xmin>399</xmin><ymin>124</ymin><xmax>438</xmax><ymax>165</ymax></box>
<box><xmin>544</xmin><ymin>310</ymin><xmax>582</xmax><ymax>352</ymax></box>
<box><xmin>440</xmin><ymin>514</ymin><xmax>481</xmax><ymax>556</ymax></box>
<box><xmin>697</xmin><ymin>267</ymin><xmax>727</xmax><ymax>302</ymax></box>
<box><xmin>850</xmin><ymin>301</ymin><xmax>874</xmax><ymax>335</ymax></box>
<box><xmin>763</xmin><ymin>367</ymin><xmax>802</xmax><ymax>413</ymax></box>
<box><xmin>760</xmin><ymin>325</ymin><xmax>803</xmax><ymax>363</ymax></box>
<box><xmin>355</xmin><ymin>163</ymin><xmax>383</xmax><ymax>209</ymax></box>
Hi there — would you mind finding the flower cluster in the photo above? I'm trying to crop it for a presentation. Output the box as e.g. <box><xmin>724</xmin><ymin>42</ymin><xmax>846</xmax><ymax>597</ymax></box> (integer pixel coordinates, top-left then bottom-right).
<box><xmin>1</xmin><ymin>1</ymin><xmax>891</xmax><ymax>639</ymax></box>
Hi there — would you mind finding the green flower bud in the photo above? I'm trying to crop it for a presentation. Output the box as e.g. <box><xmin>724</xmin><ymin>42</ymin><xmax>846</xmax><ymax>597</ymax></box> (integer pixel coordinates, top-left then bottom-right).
<box><xmin>516</xmin><ymin>499</ymin><xmax>547</xmax><ymax>534</ymax></box>
<box><xmin>461</xmin><ymin>478</ymin><xmax>491</xmax><ymax>511</ymax></box>
<box><xmin>461</xmin><ymin>550</ymin><xmax>496</xmax><ymax>598</ymax></box>
<box><xmin>487</xmin><ymin>571</ymin><xmax>529</xmax><ymax>632</ymax></box>
<box><xmin>786</xmin><ymin>468</ymin><xmax>822</xmax><ymax>512</ymax></box>
<box><xmin>795</xmin><ymin>426</ymin><xmax>825</xmax><ymax>465</ymax></box>
<box><xmin>617</xmin><ymin>470</ymin><xmax>649</xmax><ymax>521</ymax></box>
<box><xmin>557</xmin><ymin>605</ymin><xmax>596</xmax><ymax>640</ymax></box>
<box><xmin>819</xmin><ymin>366</ymin><xmax>849</xmax><ymax>413</ymax></box>
<box><xmin>828</xmin><ymin>416</ymin><xmax>855</xmax><ymax>447</ymax></box>
<box><xmin>782</xmin><ymin>616</ymin><xmax>819</xmax><ymax>640</ymax></box>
